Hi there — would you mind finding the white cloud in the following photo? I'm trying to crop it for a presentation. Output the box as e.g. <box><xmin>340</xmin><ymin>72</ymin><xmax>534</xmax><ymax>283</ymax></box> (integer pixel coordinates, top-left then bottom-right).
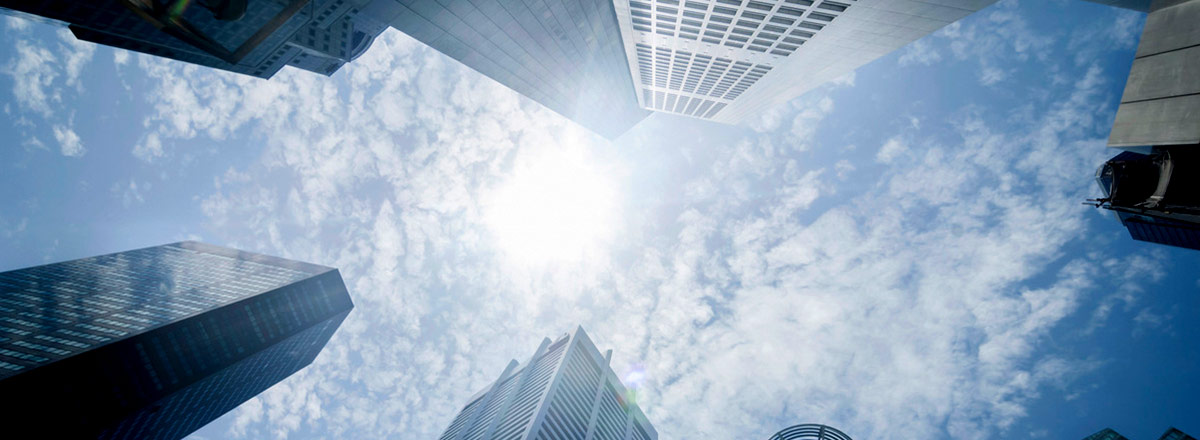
<box><xmin>133</xmin><ymin>132</ymin><xmax>164</xmax><ymax>162</ymax></box>
<box><xmin>899</xmin><ymin>38</ymin><xmax>943</xmax><ymax>66</ymax></box>
<box><xmin>52</xmin><ymin>124</ymin><xmax>84</xmax><ymax>157</ymax></box>
<box><xmin>111</xmin><ymin>179</ymin><xmax>149</xmax><ymax>207</ymax></box>
<box><xmin>57</xmin><ymin>28</ymin><xmax>94</xmax><ymax>89</ymax></box>
<box><xmin>875</xmin><ymin>136</ymin><xmax>905</xmax><ymax>163</ymax></box>
<box><xmin>100</xmin><ymin>5</ymin><xmax>1170</xmax><ymax>440</ymax></box>
<box><xmin>4</xmin><ymin>39</ymin><xmax>59</xmax><ymax>117</ymax></box>
<box><xmin>113</xmin><ymin>49</ymin><xmax>129</xmax><ymax>66</ymax></box>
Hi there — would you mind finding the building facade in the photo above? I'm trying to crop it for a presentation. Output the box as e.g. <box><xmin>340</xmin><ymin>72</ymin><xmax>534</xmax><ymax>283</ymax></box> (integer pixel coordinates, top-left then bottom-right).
<box><xmin>380</xmin><ymin>0</ymin><xmax>652</xmax><ymax>139</ymax></box>
<box><xmin>612</xmin><ymin>0</ymin><xmax>998</xmax><ymax>123</ymax></box>
<box><xmin>768</xmin><ymin>423</ymin><xmax>853</xmax><ymax>440</ymax></box>
<box><xmin>439</xmin><ymin>326</ymin><xmax>657</xmax><ymax>440</ymax></box>
<box><xmin>0</xmin><ymin>0</ymin><xmax>385</xmax><ymax>78</ymax></box>
<box><xmin>1083</xmin><ymin>427</ymin><xmax>1196</xmax><ymax>440</ymax></box>
<box><xmin>0</xmin><ymin>241</ymin><xmax>354</xmax><ymax>439</ymax></box>
<box><xmin>1087</xmin><ymin>0</ymin><xmax>1200</xmax><ymax>251</ymax></box>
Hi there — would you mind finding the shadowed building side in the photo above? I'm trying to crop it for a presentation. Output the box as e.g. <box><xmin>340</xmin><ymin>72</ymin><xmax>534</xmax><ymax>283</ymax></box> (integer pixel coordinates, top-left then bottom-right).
<box><xmin>0</xmin><ymin>241</ymin><xmax>354</xmax><ymax>439</ymax></box>
<box><xmin>1088</xmin><ymin>0</ymin><xmax>1200</xmax><ymax>251</ymax></box>
<box><xmin>0</xmin><ymin>0</ymin><xmax>386</xmax><ymax>78</ymax></box>
<box><xmin>1083</xmin><ymin>427</ymin><xmax>1196</xmax><ymax>440</ymax></box>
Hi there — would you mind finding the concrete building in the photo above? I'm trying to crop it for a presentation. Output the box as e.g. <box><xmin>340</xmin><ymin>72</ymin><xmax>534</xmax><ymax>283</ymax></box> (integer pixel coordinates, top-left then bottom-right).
<box><xmin>0</xmin><ymin>0</ymin><xmax>385</xmax><ymax>78</ymax></box>
<box><xmin>611</xmin><ymin>0</ymin><xmax>998</xmax><ymax>123</ymax></box>
<box><xmin>439</xmin><ymin>326</ymin><xmax>656</xmax><ymax>440</ymax></box>
<box><xmin>0</xmin><ymin>241</ymin><xmax>354</xmax><ymax>439</ymax></box>
<box><xmin>1085</xmin><ymin>0</ymin><xmax>1200</xmax><ymax>251</ymax></box>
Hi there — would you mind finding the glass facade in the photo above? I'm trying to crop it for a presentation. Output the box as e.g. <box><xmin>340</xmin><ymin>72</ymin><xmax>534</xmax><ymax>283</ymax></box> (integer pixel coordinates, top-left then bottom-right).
<box><xmin>0</xmin><ymin>241</ymin><xmax>354</xmax><ymax>439</ymax></box>
<box><xmin>386</xmin><ymin>0</ymin><xmax>651</xmax><ymax>139</ymax></box>
<box><xmin>439</xmin><ymin>327</ymin><xmax>657</xmax><ymax>440</ymax></box>
<box><xmin>0</xmin><ymin>0</ymin><xmax>386</xmax><ymax>78</ymax></box>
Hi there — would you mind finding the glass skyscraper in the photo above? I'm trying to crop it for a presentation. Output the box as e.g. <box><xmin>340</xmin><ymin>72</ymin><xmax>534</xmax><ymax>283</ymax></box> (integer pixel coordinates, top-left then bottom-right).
<box><xmin>382</xmin><ymin>0</ymin><xmax>652</xmax><ymax>139</ymax></box>
<box><xmin>1083</xmin><ymin>427</ymin><xmax>1196</xmax><ymax>440</ymax></box>
<box><xmin>0</xmin><ymin>241</ymin><xmax>354</xmax><ymax>439</ymax></box>
<box><xmin>1085</xmin><ymin>0</ymin><xmax>1200</xmax><ymax>251</ymax></box>
<box><xmin>439</xmin><ymin>326</ymin><xmax>657</xmax><ymax>440</ymax></box>
<box><xmin>0</xmin><ymin>0</ymin><xmax>386</xmax><ymax>78</ymax></box>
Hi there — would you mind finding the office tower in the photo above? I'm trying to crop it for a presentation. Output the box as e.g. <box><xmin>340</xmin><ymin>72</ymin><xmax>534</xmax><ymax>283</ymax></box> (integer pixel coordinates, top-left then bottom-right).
<box><xmin>1082</xmin><ymin>0</ymin><xmax>1152</xmax><ymax>10</ymax></box>
<box><xmin>0</xmin><ymin>241</ymin><xmax>354</xmax><ymax>439</ymax></box>
<box><xmin>0</xmin><ymin>0</ymin><xmax>387</xmax><ymax>78</ymax></box>
<box><xmin>1094</xmin><ymin>149</ymin><xmax>1199</xmax><ymax>250</ymax></box>
<box><xmin>379</xmin><ymin>0</ymin><xmax>652</xmax><ymax>139</ymax></box>
<box><xmin>768</xmin><ymin>423</ymin><xmax>853</xmax><ymax>440</ymax></box>
<box><xmin>1082</xmin><ymin>427</ymin><xmax>1196</xmax><ymax>440</ymax></box>
<box><xmin>1086</xmin><ymin>0</ymin><xmax>1200</xmax><ymax>251</ymax></box>
<box><xmin>439</xmin><ymin>326</ymin><xmax>657</xmax><ymax>440</ymax></box>
<box><xmin>1095</xmin><ymin>0</ymin><xmax>1200</xmax><ymax>149</ymax></box>
<box><xmin>1086</xmin><ymin>428</ymin><xmax>1132</xmax><ymax>440</ymax></box>
<box><xmin>611</xmin><ymin>0</ymin><xmax>997</xmax><ymax>122</ymax></box>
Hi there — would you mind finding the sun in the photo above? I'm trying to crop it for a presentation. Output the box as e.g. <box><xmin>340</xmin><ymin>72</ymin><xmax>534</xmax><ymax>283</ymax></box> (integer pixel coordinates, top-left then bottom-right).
<box><xmin>483</xmin><ymin>140</ymin><xmax>621</xmax><ymax>267</ymax></box>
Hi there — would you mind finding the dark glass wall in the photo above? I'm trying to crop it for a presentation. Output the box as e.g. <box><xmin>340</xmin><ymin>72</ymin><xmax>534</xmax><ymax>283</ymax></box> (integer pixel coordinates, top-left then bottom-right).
<box><xmin>0</xmin><ymin>241</ymin><xmax>353</xmax><ymax>439</ymax></box>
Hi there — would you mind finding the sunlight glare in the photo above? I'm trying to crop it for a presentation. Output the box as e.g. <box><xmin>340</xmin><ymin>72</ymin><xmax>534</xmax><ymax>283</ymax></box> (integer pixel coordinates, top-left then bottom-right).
<box><xmin>484</xmin><ymin>140</ymin><xmax>620</xmax><ymax>266</ymax></box>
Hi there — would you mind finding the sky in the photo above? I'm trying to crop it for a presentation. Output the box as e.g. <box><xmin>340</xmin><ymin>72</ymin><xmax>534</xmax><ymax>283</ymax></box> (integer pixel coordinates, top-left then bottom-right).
<box><xmin>0</xmin><ymin>0</ymin><xmax>1198</xmax><ymax>439</ymax></box>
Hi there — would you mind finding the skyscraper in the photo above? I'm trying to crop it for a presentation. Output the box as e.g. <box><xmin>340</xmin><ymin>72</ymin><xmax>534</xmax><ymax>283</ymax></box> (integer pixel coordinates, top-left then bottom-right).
<box><xmin>611</xmin><ymin>0</ymin><xmax>998</xmax><ymax>122</ymax></box>
<box><xmin>1085</xmin><ymin>0</ymin><xmax>1200</xmax><ymax>251</ymax></box>
<box><xmin>768</xmin><ymin>423</ymin><xmax>853</xmax><ymax>440</ymax></box>
<box><xmin>1082</xmin><ymin>427</ymin><xmax>1196</xmax><ymax>440</ymax></box>
<box><xmin>0</xmin><ymin>0</ymin><xmax>388</xmax><ymax>78</ymax></box>
<box><xmin>439</xmin><ymin>326</ymin><xmax>657</xmax><ymax>440</ymax></box>
<box><xmin>381</xmin><ymin>0</ymin><xmax>652</xmax><ymax>139</ymax></box>
<box><xmin>1094</xmin><ymin>149</ymin><xmax>1199</xmax><ymax>250</ymax></box>
<box><xmin>0</xmin><ymin>241</ymin><xmax>354</xmax><ymax>439</ymax></box>
<box><xmin>1</xmin><ymin>0</ymin><xmax>1007</xmax><ymax>138</ymax></box>
<box><xmin>1086</xmin><ymin>428</ymin><xmax>1131</xmax><ymax>440</ymax></box>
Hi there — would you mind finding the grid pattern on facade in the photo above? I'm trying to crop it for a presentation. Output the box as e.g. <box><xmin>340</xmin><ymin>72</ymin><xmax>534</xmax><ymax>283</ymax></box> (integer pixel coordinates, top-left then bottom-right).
<box><xmin>633</xmin><ymin>42</ymin><xmax>773</xmax><ymax>113</ymax></box>
<box><xmin>591</xmin><ymin>383</ymin><xmax>627</xmax><ymax>440</ymax></box>
<box><xmin>490</xmin><ymin>339</ymin><xmax>567</xmax><ymax>439</ymax></box>
<box><xmin>0</xmin><ymin>245</ymin><xmax>312</xmax><ymax>377</ymax></box>
<box><xmin>438</xmin><ymin>329</ymin><xmax>657</xmax><ymax>440</ymax></box>
<box><xmin>535</xmin><ymin>341</ymin><xmax>602</xmax><ymax>440</ymax></box>
<box><xmin>98</xmin><ymin>313</ymin><xmax>346</xmax><ymax>440</ymax></box>
<box><xmin>627</xmin><ymin>0</ymin><xmax>852</xmax><ymax>56</ymax></box>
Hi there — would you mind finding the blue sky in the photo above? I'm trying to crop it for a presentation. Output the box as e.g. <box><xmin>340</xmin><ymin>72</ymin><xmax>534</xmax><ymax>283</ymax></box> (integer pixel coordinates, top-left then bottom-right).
<box><xmin>1</xmin><ymin>0</ymin><xmax>1198</xmax><ymax>438</ymax></box>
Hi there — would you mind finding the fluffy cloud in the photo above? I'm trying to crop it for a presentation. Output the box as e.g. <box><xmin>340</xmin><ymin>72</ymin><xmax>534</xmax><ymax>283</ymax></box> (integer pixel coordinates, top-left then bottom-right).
<box><xmin>51</xmin><ymin>123</ymin><xmax>83</xmax><ymax>157</ymax></box>
<box><xmin>1</xmin><ymin>23</ymin><xmax>95</xmax><ymax>157</ymax></box>
<box><xmin>50</xmin><ymin>2</ymin><xmax>1164</xmax><ymax>439</ymax></box>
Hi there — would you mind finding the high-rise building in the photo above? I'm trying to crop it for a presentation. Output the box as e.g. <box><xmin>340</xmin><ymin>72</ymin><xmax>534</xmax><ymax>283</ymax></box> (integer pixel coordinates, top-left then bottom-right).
<box><xmin>611</xmin><ymin>0</ymin><xmax>997</xmax><ymax>123</ymax></box>
<box><xmin>0</xmin><ymin>241</ymin><xmax>354</xmax><ymax>439</ymax></box>
<box><xmin>768</xmin><ymin>423</ymin><xmax>853</xmax><ymax>440</ymax></box>
<box><xmin>379</xmin><ymin>0</ymin><xmax>652</xmax><ymax>139</ymax></box>
<box><xmin>1</xmin><ymin>0</ymin><xmax>1006</xmax><ymax>138</ymax></box>
<box><xmin>1082</xmin><ymin>427</ymin><xmax>1196</xmax><ymax>440</ymax></box>
<box><xmin>1085</xmin><ymin>0</ymin><xmax>1200</xmax><ymax>251</ymax></box>
<box><xmin>1094</xmin><ymin>149</ymin><xmax>1199</xmax><ymax>250</ymax></box>
<box><xmin>1086</xmin><ymin>428</ymin><xmax>1131</xmax><ymax>440</ymax></box>
<box><xmin>439</xmin><ymin>326</ymin><xmax>657</xmax><ymax>440</ymax></box>
<box><xmin>0</xmin><ymin>0</ymin><xmax>387</xmax><ymax>78</ymax></box>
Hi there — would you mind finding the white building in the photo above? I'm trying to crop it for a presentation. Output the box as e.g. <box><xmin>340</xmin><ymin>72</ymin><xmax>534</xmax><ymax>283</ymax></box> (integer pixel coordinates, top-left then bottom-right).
<box><xmin>612</xmin><ymin>0</ymin><xmax>998</xmax><ymax>122</ymax></box>
<box><xmin>439</xmin><ymin>327</ymin><xmax>656</xmax><ymax>440</ymax></box>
